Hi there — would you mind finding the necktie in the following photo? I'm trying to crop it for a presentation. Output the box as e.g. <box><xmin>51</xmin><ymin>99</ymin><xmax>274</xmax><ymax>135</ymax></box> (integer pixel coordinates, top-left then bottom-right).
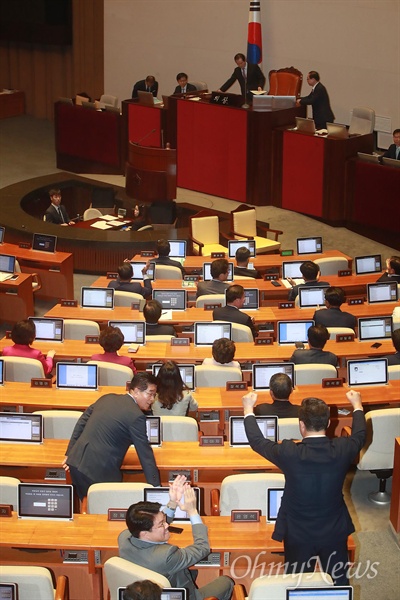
<box><xmin>242</xmin><ymin>68</ymin><xmax>247</xmax><ymax>80</ymax></box>
<box><xmin>396</xmin><ymin>147</ymin><xmax>400</xmax><ymax>160</ymax></box>
<box><xmin>57</xmin><ymin>207</ymin><xmax>65</xmax><ymax>224</ymax></box>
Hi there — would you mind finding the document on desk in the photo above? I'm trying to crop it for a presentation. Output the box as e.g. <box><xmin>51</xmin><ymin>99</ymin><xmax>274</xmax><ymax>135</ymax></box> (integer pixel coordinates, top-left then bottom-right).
<box><xmin>99</xmin><ymin>215</ymin><xmax>118</xmax><ymax>221</ymax></box>
<box><xmin>159</xmin><ymin>310</ymin><xmax>173</xmax><ymax>321</ymax></box>
<box><xmin>108</xmin><ymin>220</ymin><xmax>129</xmax><ymax>227</ymax></box>
<box><xmin>90</xmin><ymin>221</ymin><xmax>113</xmax><ymax>230</ymax></box>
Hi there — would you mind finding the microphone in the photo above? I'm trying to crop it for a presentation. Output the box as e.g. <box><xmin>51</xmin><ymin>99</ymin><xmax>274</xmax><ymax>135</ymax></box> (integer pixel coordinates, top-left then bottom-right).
<box><xmin>136</xmin><ymin>128</ymin><xmax>156</xmax><ymax>145</ymax></box>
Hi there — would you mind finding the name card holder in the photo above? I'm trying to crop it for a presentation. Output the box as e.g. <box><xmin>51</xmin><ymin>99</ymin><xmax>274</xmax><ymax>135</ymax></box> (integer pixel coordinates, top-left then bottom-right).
<box><xmin>348</xmin><ymin>298</ymin><xmax>364</xmax><ymax>305</ymax></box>
<box><xmin>108</xmin><ymin>508</ymin><xmax>128</xmax><ymax>521</ymax></box>
<box><xmin>280</xmin><ymin>249</ymin><xmax>294</xmax><ymax>257</ymax></box>
<box><xmin>204</xmin><ymin>303</ymin><xmax>222</xmax><ymax>310</ymax></box>
<box><xmin>264</xmin><ymin>274</ymin><xmax>279</xmax><ymax>281</ymax></box>
<box><xmin>211</xmin><ymin>252</ymin><xmax>226</xmax><ymax>258</ymax></box>
<box><xmin>168</xmin><ymin>470</ymin><xmax>191</xmax><ymax>482</ymax></box>
<box><xmin>85</xmin><ymin>335</ymin><xmax>99</xmax><ymax>344</ymax></box>
<box><xmin>278</xmin><ymin>301</ymin><xmax>295</xmax><ymax>309</ymax></box>
<box><xmin>61</xmin><ymin>299</ymin><xmax>77</xmax><ymax>307</ymax></box>
<box><xmin>338</xmin><ymin>269</ymin><xmax>352</xmax><ymax>277</ymax></box>
<box><xmin>199</xmin><ymin>435</ymin><xmax>224</xmax><ymax>447</ymax></box>
<box><xmin>336</xmin><ymin>333</ymin><xmax>355</xmax><ymax>343</ymax></box>
<box><xmin>131</xmin><ymin>302</ymin><xmax>141</xmax><ymax>310</ymax></box>
<box><xmin>106</xmin><ymin>272</ymin><xmax>118</xmax><ymax>279</ymax></box>
<box><xmin>31</xmin><ymin>378</ymin><xmax>52</xmax><ymax>388</ymax></box>
<box><xmin>0</xmin><ymin>505</ymin><xmax>12</xmax><ymax>517</ymax></box>
<box><xmin>226</xmin><ymin>381</ymin><xmax>248</xmax><ymax>391</ymax></box>
<box><xmin>184</xmin><ymin>275</ymin><xmax>200</xmax><ymax>282</ymax></box>
<box><xmin>5</xmin><ymin>330</ymin><xmax>12</xmax><ymax>339</ymax></box>
<box><xmin>19</xmin><ymin>242</ymin><xmax>31</xmax><ymax>249</ymax></box>
<box><xmin>231</xmin><ymin>509</ymin><xmax>261</xmax><ymax>523</ymax></box>
<box><xmin>141</xmin><ymin>251</ymin><xmax>156</xmax><ymax>257</ymax></box>
<box><xmin>171</xmin><ymin>337</ymin><xmax>190</xmax><ymax>346</ymax></box>
<box><xmin>322</xmin><ymin>378</ymin><xmax>344</xmax><ymax>388</ymax></box>
<box><xmin>255</xmin><ymin>337</ymin><xmax>273</xmax><ymax>345</ymax></box>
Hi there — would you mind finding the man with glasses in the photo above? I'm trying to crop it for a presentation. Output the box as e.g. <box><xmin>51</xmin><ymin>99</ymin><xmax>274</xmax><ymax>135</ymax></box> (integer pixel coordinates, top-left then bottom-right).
<box><xmin>63</xmin><ymin>372</ymin><xmax>160</xmax><ymax>499</ymax></box>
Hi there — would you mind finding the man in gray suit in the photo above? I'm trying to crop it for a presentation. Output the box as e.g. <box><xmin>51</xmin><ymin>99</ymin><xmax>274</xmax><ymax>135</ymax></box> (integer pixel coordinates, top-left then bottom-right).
<box><xmin>119</xmin><ymin>484</ymin><xmax>234</xmax><ymax>600</ymax></box>
<box><xmin>196</xmin><ymin>258</ymin><xmax>230</xmax><ymax>299</ymax></box>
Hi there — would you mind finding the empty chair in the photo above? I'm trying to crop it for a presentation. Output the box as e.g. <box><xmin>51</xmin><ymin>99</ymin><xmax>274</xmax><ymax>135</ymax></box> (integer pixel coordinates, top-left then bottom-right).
<box><xmin>294</xmin><ymin>364</ymin><xmax>337</xmax><ymax>385</ymax></box>
<box><xmin>15</xmin><ymin>259</ymin><xmax>41</xmax><ymax>292</ymax></box>
<box><xmin>154</xmin><ymin>265</ymin><xmax>183</xmax><ymax>280</ymax></box>
<box><xmin>213</xmin><ymin>473</ymin><xmax>285</xmax><ymax>516</ymax></box>
<box><xmin>0</xmin><ymin>476</ymin><xmax>20</xmax><ymax>509</ymax></box>
<box><xmin>64</xmin><ymin>319</ymin><xmax>100</xmax><ymax>340</ymax></box>
<box><xmin>83</xmin><ymin>207</ymin><xmax>103</xmax><ymax>221</ymax></box>
<box><xmin>278</xmin><ymin>417</ymin><xmax>300</xmax><ymax>441</ymax></box>
<box><xmin>189</xmin><ymin>210</ymin><xmax>228</xmax><ymax>256</ymax></box>
<box><xmin>2</xmin><ymin>356</ymin><xmax>45</xmax><ymax>382</ymax></box>
<box><xmin>188</xmin><ymin>80</ymin><xmax>208</xmax><ymax>91</ymax></box>
<box><xmin>230</xmin><ymin>205</ymin><xmax>282</xmax><ymax>254</ymax></box>
<box><xmin>83</xmin><ymin>482</ymin><xmax>151</xmax><ymax>514</ymax></box>
<box><xmin>0</xmin><ymin>566</ymin><xmax>69</xmax><ymax>600</ymax></box>
<box><xmin>230</xmin><ymin>322</ymin><xmax>254</xmax><ymax>342</ymax></box>
<box><xmin>326</xmin><ymin>327</ymin><xmax>355</xmax><ymax>340</ymax></box>
<box><xmin>145</xmin><ymin>335</ymin><xmax>175</xmax><ymax>343</ymax></box>
<box><xmin>268</xmin><ymin>66</ymin><xmax>303</xmax><ymax>97</ymax></box>
<box><xmin>195</xmin><ymin>364</ymin><xmax>242</xmax><ymax>387</ymax></box>
<box><xmin>314</xmin><ymin>256</ymin><xmax>348</xmax><ymax>276</ymax></box>
<box><xmin>32</xmin><ymin>410</ymin><xmax>83</xmax><ymax>439</ymax></box>
<box><xmin>114</xmin><ymin>290</ymin><xmax>146</xmax><ymax>311</ymax></box>
<box><xmin>160</xmin><ymin>416</ymin><xmax>199</xmax><ymax>441</ymax></box>
<box><xmin>137</xmin><ymin>224</ymin><xmax>153</xmax><ymax>232</ymax></box>
<box><xmin>388</xmin><ymin>365</ymin><xmax>400</xmax><ymax>380</ymax></box>
<box><xmin>196</xmin><ymin>294</ymin><xmax>226</xmax><ymax>308</ymax></box>
<box><xmin>87</xmin><ymin>361</ymin><xmax>133</xmax><ymax>386</ymax></box>
<box><xmin>348</xmin><ymin>106</ymin><xmax>375</xmax><ymax>135</ymax></box>
<box><xmin>99</xmin><ymin>94</ymin><xmax>118</xmax><ymax>108</ymax></box>
<box><xmin>241</xmin><ymin>572</ymin><xmax>333</xmax><ymax>600</ymax></box>
<box><xmin>104</xmin><ymin>557</ymin><xmax>170</xmax><ymax>600</ymax></box>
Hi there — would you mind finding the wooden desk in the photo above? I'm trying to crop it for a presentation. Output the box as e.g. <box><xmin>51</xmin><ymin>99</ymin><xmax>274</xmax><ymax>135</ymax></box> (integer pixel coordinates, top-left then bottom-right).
<box><xmin>390</xmin><ymin>437</ymin><xmax>400</xmax><ymax>533</ymax></box>
<box><xmin>0</xmin><ymin>242</ymin><xmax>74</xmax><ymax>301</ymax></box>
<box><xmin>0</xmin><ymin>273</ymin><xmax>34</xmax><ymax>324</ymax></box>
<box><xmin>0</xmin><ymin>90</ymin><xmax>25</xmax><ymax>118</ymax></box>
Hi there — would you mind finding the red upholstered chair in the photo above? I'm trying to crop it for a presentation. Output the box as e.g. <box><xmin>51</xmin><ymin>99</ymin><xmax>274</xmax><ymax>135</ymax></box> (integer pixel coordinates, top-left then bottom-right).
<box><xmin>268</xmin><ymin>66</ymin><xmax>303</xmax><ymax>98</ymax></box>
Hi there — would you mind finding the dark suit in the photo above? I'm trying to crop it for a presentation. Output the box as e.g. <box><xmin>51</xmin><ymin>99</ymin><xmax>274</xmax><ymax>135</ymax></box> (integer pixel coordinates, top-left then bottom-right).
<box><xmin>244</xmin><ymin>409</ymin><xmax>366</xmax><ymax>584</ymax></box>
<box><xmin>45</xmin><ymin>204</ymin><xmax>71</xmax><ymax>224</ymax></box>
<box><xmin>289</xmin><ymin>347</ymin><xmax>338</xmax><ymax>367</ymax></box>
<box><xmin>108</xmin><ymin>279</ymin><xmax>152</xmax><ymax>299</ymax></box>
<box><xmin>196</xmin><ymin>280</ymin><xmax>229</xmax><ymax>299</ymax></box>
<box><xmin>299</xmin><ymin>82</ymin><xmax>335</xmax><ymax>130</ymax></box>
<box><xmin>146</xmin><ymin>322</ymin><xmax>177</xmax><ymax>337</ymax></box>
<box><xmin>254</xmin><ymin>400</ymin><xmax>299</xmax><ymax>418</ymax></box>
<box><xmin>132</xmin><ymin>79</ymin><xmax>159</xmax><ymax>99</ymax></box>
<box><xmin>213</xmin><ymin>304</ymin><xmax>257</xmax><ymax>339</ymax></box>
<box><xmin>66</xmin><ymin>393</ymin><xmax>160</xmax><ymax>499</ymax></box>
<box><xmin>383</xmin><ymin>351</ymin><xmax>400</xmax><ymax>366</ymax></box>
<box><xmin>153</xmin><ymin>256</ymin><xmax>185</xmax><ymax>276</ymax></box>
<box><xmin>234</xmin><ymin>266</ymin><xmax>262</xmax><ymax>279</ymax></box>
<box><xmin>173</xmin><ymin>83</ymin><xmax>197</xmax><ymax>94</ymax></box>
<box><xmin>376</xmin><ymin>272</ymin><xmax>400</xmax><ymax>283</ymax></box>
<box><xmin>313</xmin><ymin>307</ymin><xmax>357</xmax><ymax>331</ymax></box>
<box><xmin>220</xmin><ymin>63</ymin><xmax>265</xmax><ymax>98</ymax></box>
<box><xmin>383</xmin><ymin>144</ymin><xmax>400</xmax><ymax>159</ymax></box>
<box><xmin>288</xmin><ymin>279</ymin><xmax>330</xmax><ymax>301</ymax></box>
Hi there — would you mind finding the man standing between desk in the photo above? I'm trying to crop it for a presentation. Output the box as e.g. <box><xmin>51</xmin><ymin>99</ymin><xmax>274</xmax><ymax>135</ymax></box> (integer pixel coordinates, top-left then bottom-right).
<box><xmin>218</xmin><ymin>53</ymin><xmax>265</xmax><ymax>100</ymax></box>
<box><xmin>242</xmin><ymin>389</ymin><xmax>366</xmax><ymax>585</ymax></box>
<box><xmin>297</xmin><ymin>71</ymin><xmax>335</xmax><ymax>130</ymax></box>
<box><xmin>63</xmin><ymin>372</ymin><xmax>160</xmax><ymax>500</ymax></box>
<box><xmin>44</xmin><ymin>189</ymin><xmax>75</xmax><ymax>226</ymax></box>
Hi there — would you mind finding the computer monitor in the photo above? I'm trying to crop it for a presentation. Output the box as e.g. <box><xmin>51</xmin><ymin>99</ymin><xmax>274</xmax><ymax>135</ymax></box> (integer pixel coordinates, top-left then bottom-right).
<box><xmin>295</xmin><ymin>117</ymin><xmax>316</xmax><ymax>134</ymax></box>
<box><xmin>267</xmin><ymin>487</ymin><xmax>284</xmax><ymax>522</ymax></box>
<box><xmin>0</xmin><ymin>226</ymin><xmax>4</xmax><ymax>244</ymax></box>
<box><xmin>18</xmin><ymin>483</ymin><xmax>73</xmax><ymax>521</ymax></box>
<box><xmin>130</xmin><ymin>261</ymin><xmax>155</xmax><ymax>280</ymax></box>
<box><xmin>228</xmin><ymin>239</ymin><xmax>256</xmax><ymax>258</ymax></box>
<box><xmin>118</xmin><ymin>589</ymin><xmax>187</xmax><ymax>600</ymax></box>
<box><xmin>357</xmin><ymin>152</ymin><xmax>380</xmax><ymax>164</ymax></box>
<box><xmin>56</xmin><ymin>362</ymin><xmax>98</xmax><ymax>391</ymax></box>
<box><xmin>146</xmin><ymin>416</ymin><xmax>161</xmax><ymax>446</ymax></box>
<box><xmin>282</xmin><ymin>261</ymin><xmax>304</xmax><ymax>280</ymax></box>
<box><xmin>143</xmin><ymin>487</ymin><xmax>200</xmax><ymax>523</ymax></box>
<box><xmin>81</xmin><ymin>287</ymin><xmax>114</xmax><ymax>309</ymax></box>
<box><xmin>252</xmin><ymin>94</ymin><xmax>273</xmax><ymax>111</ymax></box>
<box><xmin>242</xmin><ymin>288</ymin><xmax>259</xmax><ymax>310</ymax></box>
<box><xmin>108</xmin><ymin>321</ymin><xmax>146</xmax><ymax>345</ymax></box>
<box><xmin>272</xmin><ymin>95</ymin><xmax>296</xmax><ymax>109</ymax></box>
<box><xmin>296</xmin><ymin>237</ymin><xmax>323</xmax><ymax>255</ymax></box>
<box><xmin>32</xmin><ymin>233</ymin><xmax>57</xmax><ymax>253</ymax></box>
<box><xmin>327</xmin><ymin>122</ymin><xmax>348</xmax><ymax>139</ymax></box>
<box><xmin>0</xmin><ymin>254</ymin><xmax>16</xmax><ymax>274</ymax></box>
<box><xmin>203</xmin><ymin>262</ymin><xmax>234</xmax><ymax>281</ymax></box>
<box><xmin>357</xmin><ymin>316</ymin><xmax>392</xmax><ymax>341</ymax></box>
<box><xmin>367</xmin><ymin>282</ymin><xmax>398</xmax><ymax>304</ymax></box>
<box><xmin>0</xmin><ymin>412</ymin><xmax>43</xmax><ymax>444</ymax></box>
<box><xmin>286</xmin><ymin>587</ymin><xmax>353</xmax><ymax>600</ymax></box>
<box><xmin>252</xmin><ymin>363</ymin><xmax>295</xmax><ymax>391</ymax></box>
<box><xmin>298</xmin><ymin>287</ymin><xmax>327</xmax><ymax>308</ymax></box>
<box><xmin>153</xmin><ymin>289</ymin><xmax>187</xmax><ymax>311</ymax></box>
<box><xmin>381</xmin><ymin>157</ymin><xmax>400</xmax><ymax>169</ymax></box>
<box><xmin>347</xmin><ymin>358</ymin><xmax>388</xmax><ymax>387</ymax></box>
<box><xmin>194</xmin><ymin>322</ymin><xmax>232</xmax><ymax>346</ymax></box>
<box><xmin>152</xmin><ymin>363</ymin><xmax>195</xmax><ymax>391</ymax></box>
<box><xmin>229</xmin><ymin>416</ymin><xmax>278</xmax><ymax>446</ymax></box>
<box><xmin>354</xmin><ymin>254</ymin><xmax>382</xmax><ymax>275</ymax></box>
<box><xmin>0</xmin><ymin>359</ymin><xmax>3</xmax><ymax>385</ymax></box>
<box><xmin>168</xmin><ymin>240</ymin><xmax>187</xmax><ymax>258</ymax></box>
<box><xmin>0</xmin><ymin>583</ymin><xmax>18</xmax><ymax>600</ymax></box>
<box><xmin>28</xmin><ymin>317</ymin><xmax>64</xmax><ymax>342</ymax></box>
<box><xmin>278</xmin><ymin>320</ymin><xmax>314</xmax><ymax>345</ymax></box>
<box><xmin>137</xmin><ymin>90</ymin><xmax>157</xmax><ymax>106</ymax></box>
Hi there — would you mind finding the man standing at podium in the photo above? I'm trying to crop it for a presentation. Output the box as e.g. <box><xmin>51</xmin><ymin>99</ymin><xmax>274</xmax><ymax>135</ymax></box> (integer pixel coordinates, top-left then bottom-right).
<box><xmin>297</xmin><ymin>71</ymin><xmax>335</xmax><ymax>130</ymax></box>
<box><xmin>218</xmin><ymin>53</ymin><xmax>265</xmax><ymax>100</ymax></box>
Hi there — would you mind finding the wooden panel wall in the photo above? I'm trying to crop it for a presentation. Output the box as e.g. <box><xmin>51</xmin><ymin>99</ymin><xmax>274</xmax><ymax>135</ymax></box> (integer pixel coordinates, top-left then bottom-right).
<box><xmin>0</xmin><ymin>0</ymin><xmax>104</xmax><ymax>120</ymax></box>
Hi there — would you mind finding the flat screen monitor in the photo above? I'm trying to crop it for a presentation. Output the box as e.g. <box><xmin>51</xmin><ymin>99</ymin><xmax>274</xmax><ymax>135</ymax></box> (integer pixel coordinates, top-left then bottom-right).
<box><xmin>298</xmin><ymin>287</ymin><xmax>327</xmax><ymax>308</ymax></box>
<box><xmin>296</xmin><ymin>237</ymin><xmax>323</xmax><ymax>255</ymax></box>
<box><xmin>354</xmin><ymin>255</ymin><xmax>382</xmax><ymax>275</ymax></box>
<box><xmin>0</xmin><ymin>412</ymin><xmax>43</xmax><ymax>444</ymax></box>
<box><xmin>153</xmin><ymin>289</ymin><xmax>187</xmax><ymax>311</ymax></box>
<box><xmin>130</xmin><ymin>261</ymin><xmax>155</xmax><ymax>280</ymax></box>
<box><xmin>118</xmin><ymin>589</ymin><xmax>187</xmax><ymax>600</ymax></box>
<box><xmin>0</xmin><ymin>226</ymin><xmax>4</xmax><ymax>244</ymax></box>
<box><xmin>0</xmin><ymin>254</ymin><xmax>15</xmax><ymax>274</ymax></box>
<box><xmin>252</xmin><ymin>363</ymin><xmax>295</xmax><ymax>391</ymax></box>
<box><xmin>82</xmin><ymin>100</ymin><xmax>96</xmax><ymax>110</ymax></box>
<box><xmin>81</xmin><ymin>287</ymin><xmax>114</xmax><ymax>309</ymax></box>
<box><xmin>168</xmin><ymin>240</ymin><xmax>187</xmax><ymax>258</ymax></box>
<box><xmin>278</xmin><ymin>320</ymin><xmax>314</xmax><ymax>345</ymax></box>
<box><xmin>358</xmin><ymin>316</ymin><xmax>392</xmax><ymax>341</ymax></box>
<box><xmin>28</xmin><ymin>317</ymin><xmax>64</xmax><ymax>342</ymax></box>
<box><xmin>203</xmin><ymin>262</ymin><xmax>234</xmax><ymax>281</ymax></box>
<box><xmin>0</xmin><ymin>359</ymin><xmax>3</xmax><ymax>385</ymax></box>
<box><xmin>267</xmin><ymin>487</ymin><xmax>284</xmax><ymax>522</ymax></box>
<box><xmin>347</xmin><ymin>358</ymin><xmax>388</xmax><ymax>387</ymax></box>
<box><xmin>32</xmin><ymin>233</ymin><xmax>57</xmax><ymax>253</ymax></box>
<box><xmin>242</xmin><ymin>288</ymin><xmax>259</xmax><ymax>310</ymax></box>
<box><xmin>137</xmin><ymin>90</ymin><xmax>156</xmax><ymax>106</ymax></box>
<box><xmin>357</xmin><ymin>152</ymin><xmax>380</xmax><ymax>164</ymax></box>
<box><xmin>56</xmin><ymin>362</ymin><xmax>98</xmax><ymax>391</ymax></box>
<box><xmin>18</xmin><ymin>483</ymin><xmax>73</xmax><ymax>521</ymax></box>
<box><xmin>229</xmin><ymin>416</ymin><xmax>278</xmax><ymax>446</ymax></box>
<box><xmin>194</xmin><ymin>322</ymin><xmax>232</xmax><ymax>346</ymax></box>
<box><xmin>152</xmin><ymin>363</ymin><xmax>195</xmax><ymax>391</ymax></box>
<box><xmin>0</xmin><ymin>583</ymin><xmax>18</xmax><ymax>600</ymax></box>
<box><xmin>367</xmin><ymin>282</ymin><xmax>398</xmax><ymax>304</ymax></box>
<box><xmin>272</xmin><ymin>95</ymin><xmax>296</xmax><ymax>109</ymax></box>
<box><xmin>228</xmin><ymin>239</ymin><xmax>256</xmax><ymax>258</ymax></box>
<box><xmin>286</xmin><ymin>587</ymin><xmax>353</xmax><ymax>600</ymax></box>
<box><xmin>108</xmin><ymin>321</ymin><xmax>146</xmax><ymax>345</ymax></box>
<box><xmin>327</xmin><ymin>122</ymin><xmax>348</xmax><ymax>139</ymax></box>
<box><xmin>282</xmin><ymin>261</ymin><xmax>304</xmax><ymax>280</ymax></box>
<box><xmin>146</xmin><ymin>416</ymin><xmax>161</xmax><ymax>446</ymax></box>
<box><xmin>143</xmin><ymin>487</ymin><xmax>200</xmax><ymax>523</ymax></box>
<box><xmin>295</xmin><ymin>117</ymin><xmax>316</xmax><ymax>134</ymax></box>
<box><xmin>252</xmin><ymin>94</ymin><xmax>273</xmax><ymax>111</ymax></box>
<box><xmin>381</xmin><ymin>157</ymin><xmax>400</xmax><ymax>169</ymax></box>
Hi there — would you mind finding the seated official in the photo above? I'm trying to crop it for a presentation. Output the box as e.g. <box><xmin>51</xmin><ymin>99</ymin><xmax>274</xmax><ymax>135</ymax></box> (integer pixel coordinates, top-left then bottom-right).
<box><xmin>376</xmin><ymin>255</ymin><xmax>400</xmax><ymax>283</ymax></box>
<box><xmin>152</xmin><ymin>360</ymin><xmax>198</xmax><ymax>416</ymax></box>
<box><xmin>130</xmin><ymin>204</ymin><xmax>148</xmax><ymax>231</ymax></box>
<box><xmin>382</xmin><ymin>128</ymin><xmax>400</xmax><ymax>159</ymax></box>
<box><xmin>202</xmin><ymin>338</ymin><xmax>241</xmax><ymax>369</ymax></box>
<box><xmin>108</xmin><ymin>263</ymin><xmax>152</xmax><ymax>299</ymax></box>
<box><xmin>152</xmin><ymin>239</ymin><xmax>185</xmax><ymax>276</ymax></box>
<box><xmin>44</xmin><ymin>188</ymin><xmax>75</xmax><ymax>226</ymax></box>
<box><xmin>288</xmin><ymin>261</ymin><xmax>330</xmax><ymax>301</ymax></box>
<box><xmin>122</xmin><ymin>580</ymin><xmax>162</xmax><ymax>600</ymax></box>
<box><xmin>234</xmin><ymin>246</ymin><xmax>261</xmax><ymax>279</ymax></box>
<box><xmin>2</xmin><ymin>319</ymin><xmax>55</xmax><ymax>376</ymax></box>
<box><xmin>143</xmin><ymin>300</ymin><xmax>177</xmax><ymax>337</ymax></box>
<box><xmin>196</xmin><ymin>258</ymin><xmax>230</xmax><ymax>299</ymax></box>
<box><xmin>381</xmin><ymin>329</ymin><xmax>400</xmax><ymax>366</ymax></box>
<box><xmin>313</xmin><ymin>287</ymin><xmax>357</xmax><ymax>331</ymax></box>
<box><xmin>254</xmin><ymin>373</ymin><xmax>299</xmax><ymax>418</ymax></box>
<box><xmin>289</xmin><ymin>325</ymin><xmax>338</xmax><ymax>366</ymax></box>
<box><xmin>119</xmin><ymin>482</ymin><xmax>234</xmax><ymax>600</ymax></box>
<box><xmin>173</xmin><ymin>72</ymin><xmax>197</xmax><ymax>94</ymax></box>
<box><xmin>132</xmin><ymin>75</ymin><xmax>158</xmax><ymax>99</ymax></box>
<box><xmin>91</xmin><ymin>326</ymin><xmax>136</xmax><ymax>374</ymax></box>
<box><xmin>213</xmin><ymin>284</ymin><xmax>257</xmax><ymax>339</ymax></box>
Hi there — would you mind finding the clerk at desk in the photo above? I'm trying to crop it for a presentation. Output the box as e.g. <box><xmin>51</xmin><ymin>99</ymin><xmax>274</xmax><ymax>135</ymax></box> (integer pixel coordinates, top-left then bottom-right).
<box><xmin>44</xmin><ymin>189</ymin><xmax>75</xmax><ymax>226</ymax></box>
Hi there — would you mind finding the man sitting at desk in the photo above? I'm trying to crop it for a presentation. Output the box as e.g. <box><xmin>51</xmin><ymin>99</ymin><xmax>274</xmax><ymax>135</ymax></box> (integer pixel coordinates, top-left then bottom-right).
<box><xmin>153</xmin><ymin>239</ymin><xmax>185</xmax><ymax>276</ymax></box>
<box><xmin>213</xmin><ymin>284</ymin><xmax>257</xmax><ymax>340</ymax></box>
<box><xmin>196</xmin><ymin>258</ymin><xmax>230</xmax><ymax>299</ymax></box>
<box><xmin>108</xmin><ymin>263</ymin><xmax>152</xmax><ymax>299</ymax></box>
<box><xmin>254</xmin><ymin>373</ymin><xmax>299</xmax><ymax>418</ymax></box>
<box><xmin>288</xmin><ymin>261</ymin><xmax>329</xmax><ymax>301</ymax></box>
<box><xmin>376</xmin><ymin>255</ymin><xmax>400</xmax><ymax>283</ymax></box>
<box><xmin>174</xmin><ymin>72</ymin><xmax>197</xmax><ymax>94</ymax></box>
<box><xmin>144</xmin><ymin>299</ymin><xmax>177</xmax><ymax>337</ymax></box>
<box><xmin>289</xmin><ymin>324</ymin><xmax>338</xmax><ymax>367</ymax></box>
<box><xmin>234</xmin><ymin>246</ymin><xmax>261</xmax><ymax>279</ymax></box>
<box><xmin>313</xmin><ymin>286</ymin><xmax>356</xmax><ymax>331</ymax></box>
<box><xmin>383</xmin><ymin>128</ymin><xmax>400</xmax><ymax>159</ymax></box>
<box><xmin>132</xmin><ymin>75</ymin><xmax>158</xmax><ymax>99</ymax></box>
<box><xmin>44</xmin><ymin>188</ymin><xmax>75</xmax><ymax>226</ymax></box>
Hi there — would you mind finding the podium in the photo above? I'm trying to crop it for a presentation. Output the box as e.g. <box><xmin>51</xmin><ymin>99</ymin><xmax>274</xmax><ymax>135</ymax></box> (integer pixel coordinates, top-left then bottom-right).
<box><xmin>125</xmin><ymin>143</ymin><xmax>177</xmax><ymax>202</ymax></box>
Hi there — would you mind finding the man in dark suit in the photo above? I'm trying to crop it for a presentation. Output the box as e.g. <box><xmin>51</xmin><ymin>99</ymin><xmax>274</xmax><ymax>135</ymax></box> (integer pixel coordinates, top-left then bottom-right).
<box><xmin>288</xmin><ymin>260</ymin><xmax>329</xmax><ymax>301</ymax></box>
<box><xmin>297</xmin><ymin>71</ymin><xmax>335</xmax><ymax>130</ymax></box>
<box><xmin>213</xmin><ymin>284</ymin><xmax>257</xmax><ymax>339</ymax></box>
<box><xmin>44</xmin><ymin>188</ymin><xmax>75</xmax><ymax>225</ymax></box>
<box><xmin>234</xmin><ymin>246</ymin><xmax>261</xmax><ymax>279</ymax></box>
<box><xmin>254</xmin><ymin>373</ymin><xmax>299</xmax><ymax>418</ymax></box>
<box><xmin>153</xmin><ymin>239</ymin><xmax>185</xmax><ymax>276</ymax></box>
<box><xmin>219</xmin><ymin>52</ymin><xmax>265</xmax><ymax>100</ymax></box>
<box><xmin>63</xmin><ymin>372</ymin><xmax>161</xmax><ymax>500</ymax></box>
<box><xmin>144</xmin><ymin>300</ymin><xmax>177</xmax><ymax>337</ymax></box>
<box><xmin>313</xmin><ymin>287</ymin><xmax>356</xmax><ymax>331</ymax></box>
<box><xmin>196</xmin><ymin>258</ymin><xmax>230</xmax><ymax>299</ymax></box>
<box><xmin>132</xmin><ymin>75</ymin><xmax>158</xmax><ymax>99</ymax></box>
<box><xmin>173</xmin><ymin>72</ymin><xmax>197</xmax><ymax>94</ymax></box>
<box><xmin>376</xmin><ymin>255</ymin><xmax>400</xmax><ymax>283</ymax></box>
<box><xmin>289</xmin><ymin>324</ymin><xmax>338</xmax><ymax>366</ymax></box>
<box><xmin>108</xmin><ymin>263</ymin><xmax>152</xmax><ymax>299</ymax></box>
<box><xmin>243</xmin><ymin>389</ymin><xmax>366</xmax><ymax>585</ymax></box>
<box><xmin>381</xmin><ymin>329</ymin><xmax>400</xmax><ymax>366</ymax></box>
<box><xmin>383</xmin><ymin>128</ymin><xmax>400</xmax><ymax>159</ymax></box>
